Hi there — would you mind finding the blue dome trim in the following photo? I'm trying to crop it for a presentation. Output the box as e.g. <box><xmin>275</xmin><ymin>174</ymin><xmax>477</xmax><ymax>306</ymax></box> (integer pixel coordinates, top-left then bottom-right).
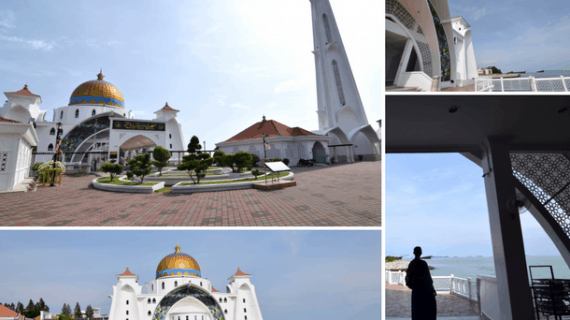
<box><xmin>69</xmin><ymin>96</ymin><xmax>124</xmax><ymax>107</ymax></box>
<box><xmin>156</xmin><ymin>268</ymin><xmax>201</xmax><ymax>278</ymax></box>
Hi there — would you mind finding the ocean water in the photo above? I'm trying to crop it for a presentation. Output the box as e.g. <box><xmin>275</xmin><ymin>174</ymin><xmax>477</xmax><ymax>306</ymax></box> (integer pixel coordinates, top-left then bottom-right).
<box><xmin>515</xmin><ymin>70</ymin><xmax>570</xmax><ymax>79</ymax></box>
<box><xmin>427</xmin><ymin>256</ymin><xmax>570</xmax><ymax>281</ymax></box>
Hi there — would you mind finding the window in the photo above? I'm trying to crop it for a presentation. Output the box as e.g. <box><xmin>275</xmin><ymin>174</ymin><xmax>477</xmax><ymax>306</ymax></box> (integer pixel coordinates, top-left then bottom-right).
<box><xmin>332</xmin><ymin>60</ymin><xmax>345</xmax><ymax>105</ymax></box>
<box><xmin>453</xmin><ymin>36</ymin><xmax>457</xmax><ymax>44</ymax></box>
<box><xmin>244</xmin><ymin>308</ymin><xmax>247</xmax><ymax>313</ymax></box>
<box><xmin>123</xmin><ymin>113</ymin><xmax>126</xmax><ymax>117</ymax></box>
<box><xmin>169</xmin><ymin>134</ymin><xmax>172</xmax><ymax>139</ymax></box>
<box><xmin>148</xmin><ymin>299</ymin><xmax>151</xmax><ymax>304</ymax></box>
<box><xmin>60</xmin><ymin>111</ymin><xmax>63</xmax><ymax>119</ymax></box>
<box><xmin>75</xmin><ymin>109</ymin><xmax>79</xmax><ymax>118</ymax></box>
<box><xmin>148</xmin><ymin>312</ymin><xmax>151</xmax><ymax>316</ymax></box>
<box><xmin>219</xmin><ymin>298</ymin><xmax>222</xmax><ymax>303</ymax></box>
<box><xmin>323</xmin><ymin>14</ymin><xmax>332</xmax><ymax>43</ymax></box>
<box><xmin>201</xmin><ymin>316</ymin><xmax>203</xmax><ymax>320</ymax></box>
<box><xmin>178</xmin><ymin>316</ymin><xmax>180</xmax><ymax>320</ymax></box>
<box><xmin>170</xmin><ymin>144</ymin><xmax>172</xmax><ymax>149</ymax></box>
<box><xmin>245</xmin><ymin>317</ymin><xmax>247</xmax><ymax>320</ymax></box>
<box><xmin>152</xmin><ymin>298</ymin><xmax>156</xmax><ymax>303</ymax></box>
<box><xmin>194</xmin><ymin>316</ymin><xmax>197</xmax><ymax>320</ymax></box>
<box><xmin>126</xmin><ymin>300</ymin><xmax>129</xmax><ymax>305</ymax></box>
<box><xmin>175</xmin><ymin>281</ymin><xmax>178</xmax><ymax>287</ymax></box>
<box><xmin>48</xmin><ymin>144</ymin><xmax>54</xmax><ymax>152</ymax></box>
<box><xmin>186</xmin><ymin>317</ymin><xmax>188</xmax><ymax>320</ymax></box>
<box><xmin>50</xmin><ymin>128</ymin><xmax>55</xmax><ymax>135</ymax></box>
<box><xmin>224</xmin><ymin>298</ymin><xmax>227</xmax><ymax>303</ymax></box>
<box><xmin>126</xmin><ymin>311</ymin><xmax>129</xmax><ymax>315</ymax></box>
<box><xmin>224</xmin><ymin>310</ymin><xmax>227</xmax><ymax>314</ymax></box>
<box><xmin>162</xmin><ymin>282</ymin><xmax>165</xmax><ymax>289</ymax></box>
<box><xmin>200</xmin><ymin>282</ymin><xmax>202</xmax><ymax>286</ymax></box>
<box><xmin>243</xmin><ymin>299</ymin><xmax>246</xmax><ymax>303</ymax></box>
<box><xmin>92</xmin><ymin>109</ymin><xmax>96</xmax><ymax>116</ymax></box>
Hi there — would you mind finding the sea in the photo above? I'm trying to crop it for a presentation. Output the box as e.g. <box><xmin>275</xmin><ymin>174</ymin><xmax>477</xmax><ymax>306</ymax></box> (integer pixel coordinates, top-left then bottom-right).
<box><xmin>513</xmin><ymin>69</ymin><xmax>570</xmax><ymax>79</ymax></box>
<box><xmin>428</xmin><ymin>256</ymin><xmax>570</xmax><ymax>281</ymax></box>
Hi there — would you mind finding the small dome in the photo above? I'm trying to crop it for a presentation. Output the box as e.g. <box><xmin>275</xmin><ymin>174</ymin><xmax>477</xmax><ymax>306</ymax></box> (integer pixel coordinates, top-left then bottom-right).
<box><xmin>156</xmin><ymin>244</ymin><xmax>201</xmax><ymax>279</ymax></box>
<box><xmin>69</xmin><ymin>70</ymin><xmax>124</xmax><ymax>108</ymax></box>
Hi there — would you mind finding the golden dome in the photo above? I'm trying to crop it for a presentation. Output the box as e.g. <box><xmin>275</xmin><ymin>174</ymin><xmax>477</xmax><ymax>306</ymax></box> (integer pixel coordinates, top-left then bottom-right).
<box><xmin>156</xmin><ymin>244</ymin><xmax>201</xmax><ymax>279</ymax></box>
<box><xmin>69</xmin><ymin>70</ymin><xmax>124</xmax><ymax>108</ymax></box>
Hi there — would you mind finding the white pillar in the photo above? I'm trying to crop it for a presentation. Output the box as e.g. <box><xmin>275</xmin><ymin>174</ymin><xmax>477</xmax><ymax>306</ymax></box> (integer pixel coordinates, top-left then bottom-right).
<box><xmin>393</xmin><ymin>39</ymin><xmax>414</xmax><ymax>86</ymax></box>
<box><xmin>481</xmin><ymin>136</ymin><xmax>535</xmax><ymax>320</ymax></box>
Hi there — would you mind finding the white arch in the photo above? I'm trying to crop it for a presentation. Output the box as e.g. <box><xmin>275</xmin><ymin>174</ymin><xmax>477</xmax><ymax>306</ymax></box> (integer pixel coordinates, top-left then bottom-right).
<box><xmin>313</xmin><ymin>127</ymin><xmax>353</xmax><ymax>163</ymax></box>
<box><xmin>347</xmin><ymin>124</ymin><xmax>381</xmax><ymax>155</ymax></box>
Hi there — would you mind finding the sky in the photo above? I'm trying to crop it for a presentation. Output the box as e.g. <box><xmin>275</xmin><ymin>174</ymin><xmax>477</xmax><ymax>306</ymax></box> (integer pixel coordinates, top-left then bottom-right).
<box><xmin>386</xmin><ymin>153</ymin><xmax>564</xmax><ymax>258</ymax></box>
<box><xmin>0</xmin><ymin>230</ymin><xmax>381</xmax><ymax>320</ymax></box>
<box><xmin>0</xmin><ymin>0</ymin><xmax>381</xmax><ymax>150</ymax></box>
<box><xmin>448</xmin><ymin>0</ymin><xmax>570</xmax><ymax>72</ymax></box>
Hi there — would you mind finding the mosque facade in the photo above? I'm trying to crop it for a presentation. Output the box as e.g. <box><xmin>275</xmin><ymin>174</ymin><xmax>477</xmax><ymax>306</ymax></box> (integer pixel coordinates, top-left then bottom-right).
<box><xmin>109</xmin><ymin>245</ymin><xmax>263</xmax><ymax>320</ymax></box>
<box><xmin>0</xmin><ymin>71</ymin><xmax>185</xmax><ymax>169</ymax></box>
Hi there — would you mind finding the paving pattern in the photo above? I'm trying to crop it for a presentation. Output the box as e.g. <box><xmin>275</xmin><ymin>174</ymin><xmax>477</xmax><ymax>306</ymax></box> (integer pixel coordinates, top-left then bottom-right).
<box><xmin>0</xmin><ymin>162</ymin><xmax>381</xmax><ymax>227</ymax></box>
<box><xmin>386</xmin><ymin>287</ymin><xmax>480</xmax><ymax>318</ymax></box>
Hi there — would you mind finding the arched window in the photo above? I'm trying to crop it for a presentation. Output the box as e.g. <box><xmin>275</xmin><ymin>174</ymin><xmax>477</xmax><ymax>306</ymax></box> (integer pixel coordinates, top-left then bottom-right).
<box><xmin>152</xmin><ymin>298</ymin><xmax>156</xmax><ymax>303</ymax></box>
<box><xmin>178</xmin><ymin>316</ymin><xmax>180</xmax><ymax>320</ymax></box>
<box><xmin>244</xmin><ymin>308</ymin><xmax>247</xmax><ymax>313</ymax></box>
<box><xmin>224</xmin><ymin>310</ymin><xmax>227</xmax><ymax>314</ymax></box>
<box><xmin>194</xmin><ymin>316</ymin><xmax>197</xmax><ymax>320</ymax></box>
<box><xmin>126</xmin><ymin>311</ymin><xmax>129</xmax><ymax>315</ymax></box>
<box><xmin>123</xmin><ymin>113</ymin><xmax>126</xmax><ymax>117</ymax></box>
<box><xmin>243</xmin><ymin>299</ymin><xmax>246</xmax><ymax>303</ymax></box>
<box><xmin>245</xmin><ymin>316</ymin><xmax>247</xmax><ymax>320</ymax></box>
<box><xmin>75</xmin><ymin>109</ymin><xmax>79</xmax><ymax>118</ymax></box>
<box><xmin>162</xmin><ymin>282</ymin><xmax>165</xmax><ymax>289</ymax></box>
<box><xmin>200</xmin><ymin>282</ymin><xmax>202</xmax><ymax>286</ymax></box>
<box><xmin>148</xmin><ymin>311</ymin><xmax>151</xmax><ymax>316</ymax></box>
<box><xmin>60</xmin><ymin>111</ymin><xmax>63</xmax><ymax>119</ymax></box>
<box><xmin>322</xmin><ymin>14</ymin><xmax>332</xmax><ymax>43</ymax></box>
<box><xmin>224</xmin><ymin>298</ymin><xmax>227</xmax><ymax>303</ymax></box>
<box><xmin>170</xmin><ymin>144</ymin><xmax>172</xmax><ymax>149</ymax></box>
<box><xmin>50</xmin><ymin>128</ymin><xmax>55</xmax><ymax>135</ymax></box>
<box><xmin>219</xmin><ymin>298</ymin><xmax>222</xmax><ymax>303</ymax></box>
<box><xmin>48</xmin><ymin>144</ymin><xmax>53</xmax><ymax>152</ymax></box>
<box><xmin>186</xmin><ymin>316</ymin><xmax>188</xmax><ymax>320</ymax></box>
<box><xmin>147</xmin><ymin>299</ymin><xmax>151</xmax><ymax>304</ymax></box>
<box><xmin>169</xmin><ymin>134</ymin><xmax>172</xmax><ymax>139</ymax></box>
<box><xmin>92</xmin><ymin>109</ymin><xmax>96</xmax><ymax>116</ymax></box>
<box><xmin>174</xmin><ymin>281</ymin><xmax>178</xmax><ymax>287</ymax></box>
<box><xmin>126</xmin><ymin>300</ymin><xmax>129</xmax><ymax>305</ymax></box>
<box><xmin>201</xmin><ymin>316</ymin><xmax>203</xmax><ymax>320</ymax></box>
<box><xmin>332</xmin><ymin>60</ymin><xmax>345</xmax><ymax>105</ymax></box>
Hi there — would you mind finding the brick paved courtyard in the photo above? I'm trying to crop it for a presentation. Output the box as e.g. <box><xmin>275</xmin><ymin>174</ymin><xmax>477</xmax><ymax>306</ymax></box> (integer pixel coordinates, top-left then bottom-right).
<box><xmin>0</xmin><ymin>161</ymin><xmax>380</xmax><ymax>227</ymax></box>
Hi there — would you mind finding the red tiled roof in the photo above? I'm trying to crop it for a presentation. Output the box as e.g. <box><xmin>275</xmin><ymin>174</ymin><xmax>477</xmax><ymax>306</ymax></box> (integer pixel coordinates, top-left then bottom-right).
<box><xmin>234</xmin><ymin>268</ymin><xmax>251</xmax><ymax>276</ymax></box>
<box><xmin>223</xmin><ymin>118</ymin><xmax>317</xmax><ymax>143</ymax></box>
<box><xmin>0</xmin><ymin>116</ymin><xmax>23</xmax><ymax>123</ymax></box>
<box><xmin>5</xmin><ymin>85</ymin><xmax>41</xmax><ymax>98</ymax></box>
<box><xmin>212</xmin><ymin>287</ymin><xmax>221</xmax><ymax>292</ymax></box>
<box><xmin>160</xmin><ymin>102</ymin><xmax>179</xmax><ymax>112</ymax></box>
<box><xmin>119</xmin><ymin>267</ymin><xmax>136</xmax><ymax>276</ymax></box>
<box><xmin>0</xmin><ymin>305</ymin><xmax>19</xmax><ymax>317</ymax></box>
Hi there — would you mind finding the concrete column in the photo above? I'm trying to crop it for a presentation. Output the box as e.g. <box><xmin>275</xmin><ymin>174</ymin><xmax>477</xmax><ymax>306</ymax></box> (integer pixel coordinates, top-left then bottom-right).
<box><xmin>481</xmin><ymin>136</ymin><xmax>535</xmax><ymax>320</ymax></box>
<box><xmin>394</xmin><ymin>39</ymin><xmax>414</xmax><ymax>86</ymax></box>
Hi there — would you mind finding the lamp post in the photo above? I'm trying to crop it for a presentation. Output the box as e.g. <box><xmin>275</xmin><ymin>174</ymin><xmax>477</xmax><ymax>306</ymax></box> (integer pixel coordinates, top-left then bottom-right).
<box><xmin>50</xmin><ymin>122</ymin><xmax>63</xmax><ymax>187</ymax></box>
<box><xmin>262</xmin><ymin>133</ymin><xmax>267</xmax><ymax>161</ymax></box>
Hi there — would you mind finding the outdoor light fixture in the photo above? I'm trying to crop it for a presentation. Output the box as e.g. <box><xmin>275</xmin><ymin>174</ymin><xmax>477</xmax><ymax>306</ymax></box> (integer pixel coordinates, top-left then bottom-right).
<box><xmin>50</xmin><ymin>122</ymin><xmax>64</xmax><ymax>187</ymax></box>
<box><xmin>558</xmin><ymin>107</ymin><xmax>568</xmax><ymax>114</ymax></box>
<box><xmin>449</xmin><ymin>106</ymin><xmax>458</xmax><ymax>113</ymax></box>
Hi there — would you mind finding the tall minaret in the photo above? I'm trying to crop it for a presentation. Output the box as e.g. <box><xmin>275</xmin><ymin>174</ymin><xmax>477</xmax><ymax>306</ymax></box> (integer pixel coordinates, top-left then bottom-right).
<box><xmin>310</xmin><ymin>0</ymin><xmax>368</xmax><ymax>135</ymax></box>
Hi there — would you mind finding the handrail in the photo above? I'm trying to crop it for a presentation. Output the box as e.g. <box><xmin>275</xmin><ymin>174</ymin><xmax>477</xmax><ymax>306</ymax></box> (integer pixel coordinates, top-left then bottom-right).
<box><xmin>476</xmin><ymin>75</ymin><xmax>570</xmax><ymax>92</ymax></box>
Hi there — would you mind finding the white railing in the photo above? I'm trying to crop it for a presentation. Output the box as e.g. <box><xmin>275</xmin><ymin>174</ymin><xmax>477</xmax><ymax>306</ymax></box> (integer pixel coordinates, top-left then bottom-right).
<box><xmin>477</xmin><ymin>275</ymin><xmax>499</xmax><ymax>320</ymax></box>
<box><xmin>385</xmin><ymin>270</ymin><xmax>477</xmax><ymax>302</ymax></box>
<box><xmin>476</xmin><ymin>75</ymin><xmax>570</xmax><ymax>92</ymax></box>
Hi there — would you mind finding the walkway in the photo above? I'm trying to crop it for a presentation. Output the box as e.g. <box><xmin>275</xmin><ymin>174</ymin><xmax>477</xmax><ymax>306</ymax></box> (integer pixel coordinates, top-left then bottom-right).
<box><xmin>0</xmin><ymin>162</ymin><xmax>381</xmax><ymax>227</ymax></box>
<box><xmin>386</xmin><ymin>287</ymin><xmax>480</xmax><ymax>318</ymax></box>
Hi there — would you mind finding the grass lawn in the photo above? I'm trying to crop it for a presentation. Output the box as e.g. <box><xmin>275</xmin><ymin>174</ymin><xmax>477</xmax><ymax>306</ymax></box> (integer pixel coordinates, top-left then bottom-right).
<box><xmin>179</xmin><ymin>171</ymin><xmax>289</xmax><ymax>186</ymax></box>
<box><xmin>157</xmin><ymin>173</ymin><xmax>224</xmax><ymax>177</ymax></box>
<box><xmin>154</xmin><ymin>186</ymin><xmax>172</xmax><ymax>193</ymax></box>
<box><xmin>97</xmin><ymin>177</ymin><xmax>157</xmax><ymax>186</ymax></box>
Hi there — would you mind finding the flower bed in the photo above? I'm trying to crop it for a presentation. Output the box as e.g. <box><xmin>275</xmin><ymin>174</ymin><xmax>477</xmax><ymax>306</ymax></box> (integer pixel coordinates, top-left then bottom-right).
<box><xmin>171</xmin><ymin>172</ymin><xmax>294</xmax><ymax>194</ymax></box>
<box><xmin>92</xmin><ymin>176</ymin><xmax>164</xmax><ymax>193</ymax></box>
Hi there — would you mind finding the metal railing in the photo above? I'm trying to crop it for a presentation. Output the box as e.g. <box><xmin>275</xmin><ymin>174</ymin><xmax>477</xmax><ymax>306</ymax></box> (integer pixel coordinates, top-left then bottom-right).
<box><xmin>476</xmin><ymin>75</ymin><xmax>570</xmax><ymax>92</ymax></box>
<box><xmin>385</xmin><ymin>270</ymin><xmax>477</xmax><ymax>302</ymax></box>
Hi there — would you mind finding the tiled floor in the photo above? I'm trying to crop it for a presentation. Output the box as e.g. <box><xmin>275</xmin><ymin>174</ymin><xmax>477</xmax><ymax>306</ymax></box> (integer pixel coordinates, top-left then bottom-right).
<box><xmin>0</xmin><ymin>162</ymin><xmax>381</xmax><ymax>227</ymax></box>
<box><xmin>386</xmin><ymin>288</ymin><xmax>480</xmax><ymax>318</ymax></box>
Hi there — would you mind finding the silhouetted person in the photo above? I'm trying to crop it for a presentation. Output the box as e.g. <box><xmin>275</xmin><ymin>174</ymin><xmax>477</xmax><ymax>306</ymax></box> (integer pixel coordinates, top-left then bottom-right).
<box><xmin>406</xmin><ymin>246</ymin><xmax>437</xmax><ymax>320</ymax></box>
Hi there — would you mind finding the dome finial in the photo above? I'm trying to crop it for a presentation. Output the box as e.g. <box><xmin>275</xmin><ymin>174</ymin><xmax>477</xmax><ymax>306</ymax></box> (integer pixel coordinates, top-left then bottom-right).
<box><xmin>23</xmin><ymin>84</ymin><xmax>28</xmax><ymax>90</ymax></box>
<box><xmin>97</xmin><ymin>69</ymin><xmax>104</xmax><ymax>80</ymax></box>
<box><xmin>175</xmin><ymin>243</ymin><xmax>181</xmax><ymax>253</ymax></box>
<box><xmin>262</xmin><ymin>115</ymin><xmax>266</xmax><ymax>121</ymax></box>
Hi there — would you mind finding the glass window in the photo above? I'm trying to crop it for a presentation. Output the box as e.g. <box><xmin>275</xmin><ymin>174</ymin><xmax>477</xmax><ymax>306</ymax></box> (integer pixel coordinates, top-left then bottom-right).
<box><xmin>126</xmin><ymin>300</ymin><xmax>129</xmax><ymax>305</ymax></box>
<box><xmin>178</xmin><ymin>316</ymin><xmax>180</xmax><ymax>320</ymax></box>
<box><xmin>153</xmin><ymin>299</ymin><xmax>156</xmax><ymax>303</ymax></box>
<box><xmin>170</xmin><ymin>144</ymin><xmax>172</xmax><ymax>149</ymax></box>
<box><xmin>186</xmin><ymin>316</ymin><xmax>188</xmax><ymax>320</ymax></box>
<box><xmin>224</xmin><ymin>310</ymin><xmax>227</xmax><ymax>314</ymax></box>
<box><xmin>219</xmin><ymin>298</ymin><xmax>222</xmax><ymax>303</ymax></box>
<box><xmin>148</xmin><ymin>311</ymin><xmax>151</xmax><ymax>316</ymax></box>
<box><xmin>50</xmin><ymin>128</ymin><xmax>56</xmax><ymax>135</ymax></box>
<box><xmin>323</xmin><ymin>14</ymin><xmax>332</xmax><ymax>43</ymax></box>
<box><xmin>169</xmin><ymin>134</ymin><xmax>172</xmax><ymax>139</ymax></box>
<box><xmin>162</xmin><ymin>282</ymin><xmax>165</xmax><ymax>289</ymax></box>
<box><xmin>224</xmin><ymin>298</ymin><xmax>227</xmax><ymax>303</ymax></box>
<box><xmin>60</xmin><ymin>111</ymin><xmax>63</xmax><ymax>119</ymax></box>
<box><xmin>244</xmin><ymin>308</ymin><xmax>246</xmax><ymax>313</ymax></box>
<box><xmin>243</xmin><ymin>299</ymin><xmax>246</xmax><ymax>303</ymax></box>
<box><xmin>48</xmin><ymin>144</ymin><xmax>53</xmax><ymax>152</ymax></box>
<box><xmin>126</xmin><ymin>311</ymin><xmax>129</xmax><ymax>315</ymax></box>
<box><xmin>332</xmin><ymin>60</ymin><xmax>346</xmax><ymax>105</ymax></box>
<box><xmin>200</xmin><ymin>282</ymin><xmax>202</xmax><ymax>286</ymax></box>
<box><xmin>175</xmin><ymin>281</ymin><xmax>178</xmax><ymax>287</ymax></box>
<box><xmin>148</xmin><ymin>299</ymin><xmax>151</xmax><ymax>304</ymax></box>
<box><xmin>92</xmin><ymin>109</ymin><xmax>96</xmax><ymax>116</ymax></box>
<box><xmin>75</xmin><ymin>109</ymin><xmax>79</xmax><ymax>118</ymax></box>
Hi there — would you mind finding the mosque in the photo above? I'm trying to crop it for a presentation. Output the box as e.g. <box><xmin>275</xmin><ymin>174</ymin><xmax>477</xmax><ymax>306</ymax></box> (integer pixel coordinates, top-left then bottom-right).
<box><xmin>386</xmin><ymin>0</ymin><xmax>478</xmax><ymax>91</ymax></box>
<box><xmin>108</xmin><ymin>244</ymin><xmax>262</xmax><ymax>320</ymax></box>
<box><xmin>0</xmin><ymin>70</ymin><xmax>185</xmax><ymax>170</ymax></box>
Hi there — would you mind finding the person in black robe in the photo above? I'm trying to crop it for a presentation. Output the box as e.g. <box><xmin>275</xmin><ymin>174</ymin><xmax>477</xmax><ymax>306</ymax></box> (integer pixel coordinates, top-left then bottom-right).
<box><xmin>406</xmin><ymin>246</ymin><xmax>437</xmax><ymax>320</ymax></box>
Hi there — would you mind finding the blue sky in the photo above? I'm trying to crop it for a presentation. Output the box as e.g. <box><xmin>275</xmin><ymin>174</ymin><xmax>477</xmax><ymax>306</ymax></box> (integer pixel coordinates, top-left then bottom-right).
<box><xmin>0</xmin><ymin>1</ymin><xmax>381</xmax><ymax>149</ymax></box>
<box><xmin>0</xmin><ymin>230</ymin><xmax>381</xmax><ymax>320</ymax></box>
<box><xmin>386</xmin><ymin>153</ymin><xmax>563</xmax><ymax>258</ymax></box>
<box><xmin>448</xmin><ymin>0</ymin><xmax>570</xmax><ymax>72</ymax></box>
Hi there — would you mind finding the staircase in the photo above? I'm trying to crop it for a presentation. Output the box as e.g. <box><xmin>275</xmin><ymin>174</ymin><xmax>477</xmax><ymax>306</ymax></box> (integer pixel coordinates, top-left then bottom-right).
<box><xmin>386</xmin><ymin>86</ymin><xmax>424</xmax><ymax>92</ymax></box>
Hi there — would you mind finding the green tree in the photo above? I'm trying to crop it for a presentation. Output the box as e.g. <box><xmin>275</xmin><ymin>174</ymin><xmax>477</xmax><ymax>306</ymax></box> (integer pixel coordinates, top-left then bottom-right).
<box><xmin>85</xmin><ymin>305</ymin><xmax>94</xmax><ymax>319</ymax></box>
<box><xmin>16</xmin><ymin>302</ymin><xmax>24</xmax><ymax>315</ymax></box>
<box><xmin>39</xmin><ymin>298</ymin><xmax>49</xmax><ymax>312</ymax></box>
<box><xmin>74</xmin><ymin>302</ymin><xmax>82</xmax><ymax>319</ymax></box>
<box><xmin>187</xmin><ymin>136</ymin><xmax>202</xmax><ymax>154</ymax></box>
<box><xmin>58</xmin><ymin>314</ymin><xmax>72</xmax><ymax>320</ymax></box>
<box><xmin>101</xmin><ymin>161</ymin><xmax>123</xmax><ymax>182</ymax></box>
<box><xmin>213</xmin><ymin>150</ymin><xmax>225</xmax><ymax>166</ymax></box>
<box><xmin>250</xmin><ymin>153</ymin><xmax>260</xmax><ymax>167</ymax></box>
<box><xmin>234</xmin><ymin>151</ymin><xmax>253</xmax><ymax>173</ymax></box>
<box><xmin>221</xmin><ymin>154</ymin><xmax>235</xmax><ymax>172</ymax></box>
<box><xmin>177</xmin><ymin>153</ymin><xmax>214</xmax><ymax>184</ymax></box>
<box><xmin>251</xmin><ymin>169</ymin><xmax>263</xmax><ymax>180</ymax></box>
<box><xmin>152</xmin><ymin>146</ymin><xmax>171</xmax><ymax>176</ymax></box>
<box><xmin>128</xmin><ymin>154</ymin><xmax>152</xmax><ymax>184</ymax></box>
<box><xmin>9</xmin><ymin>303</ymin><xmax>15</xmax><ymax>311</ymax></box>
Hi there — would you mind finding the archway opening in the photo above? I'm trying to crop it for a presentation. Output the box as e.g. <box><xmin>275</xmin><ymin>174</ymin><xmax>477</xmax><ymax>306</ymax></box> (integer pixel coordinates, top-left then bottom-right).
<box><xmin>312</xmin><ymin>141</ymin><xmax>327</xmax><ymax>164</ymax></box>
<box><xmin>120</xmin><ymin>135</ymin><xmax>157</xmax><ymax>165</ymax></box>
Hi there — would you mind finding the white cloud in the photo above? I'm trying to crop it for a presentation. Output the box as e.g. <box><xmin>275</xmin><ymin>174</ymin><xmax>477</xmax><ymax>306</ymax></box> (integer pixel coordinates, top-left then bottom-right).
<box><xmin>274</xmin><ymin>73</ymin><xmax>313</xmax><ymax>93</ymax></box>
<box><xmin>230</xmin><ymin>103</ymin><xmax>251</xmax><ymax>109</ymax></box>
<box><xmin>471</xmin><ymin>8</ymin><xmax>488</xmax><ymax>21</ymax></box>
<box><xmin>204</xmin><ymin>26</ymin><xmax>219</xmax><ymax>34</ymax></box>
<box><xmin>0</xmin><ymin>35</ymin><xmax>55</xmax><ymax>51</ymax></box>
<box><xmin>0</xmin><ymin>10</ymin><xmax>15</xmax><ymax>29</ymax></box>
<box><xmin>217</xmin><ymin>95</ymin><xmax>227</xmax><ymax>106</ymax></box>
<box><xmin>107</xmin><ymin>40</ymin><xmax>121</xmax><ymax>46</ymax></box>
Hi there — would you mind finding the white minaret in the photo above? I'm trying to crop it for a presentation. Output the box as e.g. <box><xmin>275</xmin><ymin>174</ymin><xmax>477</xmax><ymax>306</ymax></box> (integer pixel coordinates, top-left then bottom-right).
<box><xmin>310</xmin><ymin>0</ymin><xmax>368</xmax><ymax>135</ymax></box>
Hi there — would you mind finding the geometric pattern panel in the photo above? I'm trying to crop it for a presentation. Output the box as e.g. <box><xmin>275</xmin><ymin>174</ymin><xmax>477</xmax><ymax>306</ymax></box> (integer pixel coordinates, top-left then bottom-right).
<box><xmin>432</xmin><ymin>277</ymin><xmax>452</xmax><ymax>291</ymax></box>
<box><xmin>428</xmin><ymin>0</ymin><xmax>450</xmax><ymax>81</ymax></box>
<box><xmin>0</xmin><ymin>152</ymin><xmax>7</xmax><ymax>172</ymax></box>
<box><xmin>535</xmin><ymin>79</ymin><xmax>566</xmax><ymax>92</ymax></box>
<box><xmin>152</xmin><ymin>285</ymin><xmax>225</xmax><ymax>320</ymax></box>
<box><xmin>60</xmin><ymin>115</ymin><xmax>111</xmax><ymax>154</ymax></box>
<box><xmin>511</xmin><ymin>153</ymin><xmax>570</xmax><ymax>237</ymax></box>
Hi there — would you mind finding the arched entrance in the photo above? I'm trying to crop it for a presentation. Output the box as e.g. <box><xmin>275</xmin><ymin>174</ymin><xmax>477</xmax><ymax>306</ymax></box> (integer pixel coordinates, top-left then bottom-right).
<box><xmin>120</xmin><ymin>135</ymin><xmax>157</xmax><ymax>164</ymax></box>
<box><xmin>152</xmin><ymin>285</ymin><xmax>225</xmax><ymax>320</ymax></box>
<box><xmin>312</xmin><ymin>141</ymin><xmax>327</xmax><ymax>164</ymax></box>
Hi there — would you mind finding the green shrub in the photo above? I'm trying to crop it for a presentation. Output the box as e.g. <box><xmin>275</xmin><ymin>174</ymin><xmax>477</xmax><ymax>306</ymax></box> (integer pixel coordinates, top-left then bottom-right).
<box><xmin>251</xmin><ymin>169</ymin><xmax>263</xmax><ymax>180</ymax></box>
<box><xmin>101</xmin><ymin>161</ymin><xmax>123</xmax><ymax>182</ymax></box>
<box><xmin>246</xmin><ymin>165</ymin><xmax>253</xmax><ymax>172</ymax></box>
<box><xmin>152</xmin><ymin>146</ymin><xmax>171</xmax><ymax>176</ymax></box>
<box><xmin>234</xmin><ymin>151</ymin><xmax>253</xmax><ymax>173</ymax></box>
<box><xmin>271</xmin><ymin>158</ymin><xmax>282</xmax><ymax>162</ymax></box>
<box><xmin>221</xmin><ymin>154</ymin><xmax>235</xmax><ymax>172</ymax></box>
<box><xmin>128</xmin><ymin>154</ymin><xmax>152</xmax><ymax>184</ymax></box>
<box><xmin>187</xmin><ymin>135</ymin><xmax>202</xmax><ymax>153</ymax></box>
<box><xmin>31</xmin><ymin>162</ymin><xmax>43</xmax><ymax>171</ymax></box>
<box><xmin>126</xmin><ymin>171</ymin><xmax>134</xmax><ymax>179</ymax></box>
<box><xmin>251</xmin><ymin>153</ymin><xmax>260</xmax><ymax>166</ymax></box>
<box><xmin>213</xmin><ymin>150</ymin><xmax>225</xmax><ymax>165</ymax></box>
<box><xmin>283</xmin><ymin>158</ymin><xmax>290</xmax><ymax>165</ymax></box>
<box><xmin>178</xmin><ymin>153</ymin><xmax>214</xmax><ymax>184</ymax></box>
<box><xmin>385</xmin><ymin>256</ymin><xmax>399</xmax><ymax>263</ymax></box>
